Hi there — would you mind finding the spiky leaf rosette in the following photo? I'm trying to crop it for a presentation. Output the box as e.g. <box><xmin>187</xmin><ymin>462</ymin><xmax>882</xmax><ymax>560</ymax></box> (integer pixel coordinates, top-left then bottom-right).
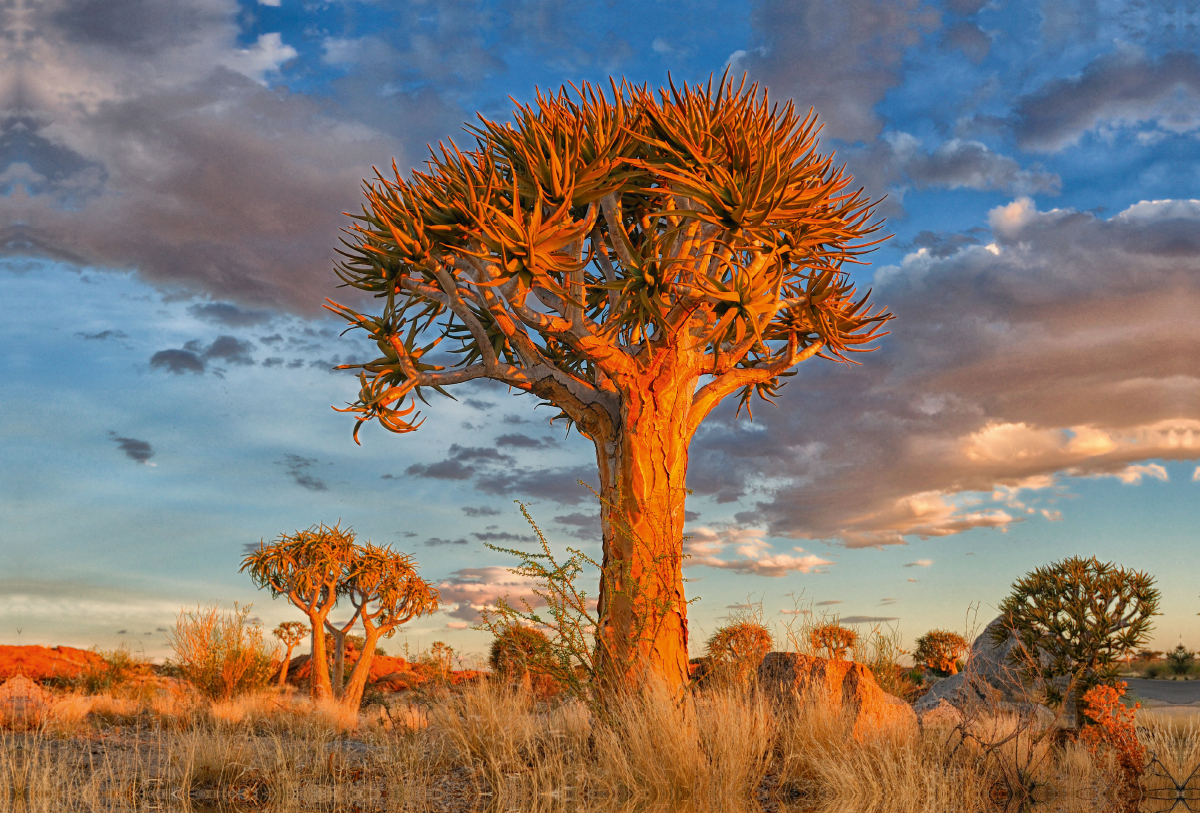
<box><xmin>992</xmin><ymin>556</ymin><xmax>1160</xmax><ymax>714</ymax></box>
<box><xmin>328</xmin><ymin>74</ymin><xmax>891</xmax><ymax>439</ymax></box>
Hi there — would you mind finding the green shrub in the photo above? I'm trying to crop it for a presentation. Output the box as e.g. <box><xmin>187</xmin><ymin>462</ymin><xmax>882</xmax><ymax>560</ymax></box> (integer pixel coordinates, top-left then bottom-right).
<box><xmin>993</xmin><ymin>555</ymin><xmax>1160</xmax><ymax>725</ymax></box>
<box><xmin>168</xmin><ymin>603</ymin><xmax>278</xmax><ymax>700</ymax></box>
<box><xmin>74</xmin><ymin>644</ymin><xmax>152</xmax><ymax>694</ymax></box>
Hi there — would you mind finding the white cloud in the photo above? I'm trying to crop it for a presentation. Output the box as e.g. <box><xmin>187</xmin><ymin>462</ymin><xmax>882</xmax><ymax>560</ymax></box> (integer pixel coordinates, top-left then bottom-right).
<box><xmin>684</xmin><ymin>527</ymin><xmax>833</xmax><ymax>576</ymax></box>
<box><xmin>1193</xmin><ymin>466</ymin><xmax>1200</xmax><ymax>481</ymax></box>
<box><xmin>1106</xmin><ymin>464</ymin><xmax>1170</xmax><ymax>485</ymax></box>
<box><xmin>903</xmin><ymin>559</ymin><xmax>933</xmax><ymax>567</ymax></box>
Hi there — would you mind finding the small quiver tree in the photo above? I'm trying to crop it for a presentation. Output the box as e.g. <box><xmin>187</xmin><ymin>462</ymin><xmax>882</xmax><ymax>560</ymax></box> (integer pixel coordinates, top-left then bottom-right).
<box><xmin>914</xmin><ymin>629</ymin><xmax>969</xmax><ymax>676</ymax></box>
<box><xmin>339</xmin><ymin>543</ymin><xmax>439</xmax><ymax>711</ymax></box>
<box><xmin>272</xmin><ymin>621</ymin><xmax>309</xmax><ymax>689</ymax></box>
<box><xmin>489</xmin><ymin>626</ymin><xmax>553</xmax><ymax>693</ymax></box>
<box><xmin>328</xmin><ymin>74</ymin><xmax>891</xmax><ymax>692</ymax></box>
<box><xmin>242</xmin><ymin>523</ymin><xmax>356</xmax><ymax>701</ymax></box>
<box><xmin>705</xmin><ymin>620</ymin><xmax>773</xmax><ymax>687</ymax></box>
<box><xmin>993</xmin><ymin>555</ymin><xmax>1160</xmax><ymax>727</ymax></box>
<box><xmin>809</xmin><ymin>621</ymin><xmax>858</xmax><ymax>661</ymax></box>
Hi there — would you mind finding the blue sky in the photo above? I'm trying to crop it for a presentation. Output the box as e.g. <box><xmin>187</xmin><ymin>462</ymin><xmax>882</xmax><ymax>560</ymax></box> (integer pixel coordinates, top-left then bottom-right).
<box><xmin>2</xmin><ymin>0</ymin><xmax>1197</xmax><ymax>663</ymax></box>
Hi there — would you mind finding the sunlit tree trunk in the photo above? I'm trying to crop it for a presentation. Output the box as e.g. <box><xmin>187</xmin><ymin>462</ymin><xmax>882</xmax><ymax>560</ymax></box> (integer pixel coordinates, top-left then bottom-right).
<box><xmin>276</xmin><ymin>642</ymin><xmax>297</xmax><ymax>689</ymax></box>
<box><xmin>594</xmin><ymin>350</ymin><xmax>698</xmax><ymax>692</ymax></box>
<box><xmin>309</xmin><ymin>624</ymin><xmax>334</xmax><ymax>701</ymax></box>
<box><xmin>341</xmin><ymin>629</ymin><xmax>383</xmax><ymax>710</ymax></box>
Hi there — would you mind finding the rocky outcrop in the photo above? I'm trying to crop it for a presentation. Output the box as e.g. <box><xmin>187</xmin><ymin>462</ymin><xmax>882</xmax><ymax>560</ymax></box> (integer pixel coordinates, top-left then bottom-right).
<box><xmin>758</xmin><ymin>652</ymin><xmax>917</xmax><ymax>738</ymax></box>
<box><xmin>285</xmin><ymin>653</ymin><xmax>483</xmax><ymax>693</ymax></box>
<box><xmin>0</xmin><ymin>645</ymin><xmax>105</xmax><ymax>682</ymax></box>
<box><xmin>913</xmin><ymin>617</ymin><xmax>1058</xmax><ymax>727</ymax></box>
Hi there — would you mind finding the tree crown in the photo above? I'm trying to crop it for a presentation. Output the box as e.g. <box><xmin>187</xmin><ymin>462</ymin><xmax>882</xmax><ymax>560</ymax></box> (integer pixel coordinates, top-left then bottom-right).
<box><xmin>329</xmin><ymin>73</ymin><xmax>891</xmax><ymax>439</ymax></box>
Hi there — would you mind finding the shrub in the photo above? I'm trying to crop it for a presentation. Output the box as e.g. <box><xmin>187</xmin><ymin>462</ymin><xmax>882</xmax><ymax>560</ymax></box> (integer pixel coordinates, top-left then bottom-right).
<box><xmin>914</xmin><ymin>630</ymin><xmax>969</xmax><ymax>675</ymax></box>
<box><xmin>1167</xmin><ymin>644</ymin><xmax>1195</xmax><ymax>676</ymax></box>
<box><xmin>168</xmin><ymin>603</ymin><xmax>279</xmax><ymax>700</ymax></box>
<box><xmin>74</xmin><ymin>644</ymin><xmax>152</xmax><ymax>694</ymax></box>
<box><xmin>1080</xmin><ymin>681</ymin><xmax>1144</xmax><ymax>800</ymax></box>
<box><xmin>705</xmin><ymin>620</ymin><xmax>773</xmax><ymax>686</ymax></box>
<box><xmin>993</xmin><ymin>555</ymin><xmax>1160</xmax><ymax>725</ymax></box>
<box><xmin>808</xmin><ymin>622</ymin><xmax>858</xmax><ymax>660</ymax></box>
<box><xmin>489</xmin><ymin>626</ymin><xmax>551</xmax><ymax>675</ymax></box>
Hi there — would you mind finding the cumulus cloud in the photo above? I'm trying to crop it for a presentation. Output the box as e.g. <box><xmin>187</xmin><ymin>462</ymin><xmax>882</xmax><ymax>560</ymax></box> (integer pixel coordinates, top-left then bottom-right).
<box><xmin>735</xmin><ymin>0</ymin><xmax>939</xmax><ymax>143</ymax></box>
<box><xmin>435</xmin><ymin>566</ymin><xmax>546</xmax><ymax>623</ymax></box>
<box><xmin>684</xmin><ymin>527</ymin><xmax>834</xmax><ymax>577</ymax></box>
<box><xmin>697</xmin><ymin>197</ymin><xmax>1199</xmax><ymax>548</ymax></box>
<box><xmin>883</xmin><ymin>133</ymin><xmax>1060</xmax><ymax>195</ymax></box>
<box><xmin>1014</xmin><ymin>50</ymin><xmax>1200</xmax><ymax>152</ymax></box>
<box><xmin>108</xmin><ymin>432</ymin><xmax>155</xmax><ymax>464</ymax></box>
<box><xmin>1104</xmin><ymin>464</ymin><xmax>1169</xmax><ymax>485</ymax></box>
<box><xmin>2</xmin><ymin>0</ymin><xmax>404</xmax><ymax>314</ymax></box>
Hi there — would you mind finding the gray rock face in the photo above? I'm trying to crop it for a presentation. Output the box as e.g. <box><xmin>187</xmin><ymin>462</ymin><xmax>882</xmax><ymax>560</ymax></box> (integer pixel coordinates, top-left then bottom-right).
<box><xmin>913</xmin><ymin>616</ymin><xmax>1059</xmax><ymax>725</ymax></box>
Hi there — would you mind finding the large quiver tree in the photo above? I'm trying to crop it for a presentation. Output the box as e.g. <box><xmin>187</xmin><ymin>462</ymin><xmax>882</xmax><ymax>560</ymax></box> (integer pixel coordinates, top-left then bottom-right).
<box><xmin>328</xmin><ymin>75</ymin><xmax>892</xmax><ymax>691</ymax></box>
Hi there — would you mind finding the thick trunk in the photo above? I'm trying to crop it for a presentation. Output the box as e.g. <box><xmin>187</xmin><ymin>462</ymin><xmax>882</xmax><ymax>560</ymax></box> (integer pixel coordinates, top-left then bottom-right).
<box><xmin>593</xmin><ymin>356</ymin><xmax>695</xmax><ymax>692</ymax></box>
<box><xmin>341</xmin><ymin>629</ymin><xmax>383</xmax><ymax>711</ymax></box>
<box><xmin>309</xmin><ymin>623</ymin><xmax>334</xmax><ymax>701</ymax></box>
<box><xmin>328</xmin><ymin>626</ymin><xmax>347</xmax><ymax>698</ymax></box>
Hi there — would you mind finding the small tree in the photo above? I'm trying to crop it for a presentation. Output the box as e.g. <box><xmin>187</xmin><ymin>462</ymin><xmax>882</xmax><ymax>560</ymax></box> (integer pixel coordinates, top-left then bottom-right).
<box><xmin>328</xmin><ymin>74</ymin><xmax>891</xmax><ymax>691</ymax></box>
<box><xmin>809</xmin><ymin>621</ymin><xmax>857</xmax><ymax>661</ymax></box>
<box><xmin>705</xmin><ymin>619</ymin><xmax>773</xmax><ymax>685</ymax></box>
<box><xmin>1166</xmin><ymin>643</ymin><xmax>1194</xmax><ymax>676</ymax></box>
<box><xmin>339</xmin><ymin>543</ymin><xmax>440</xmax><ymax>710</ymax></box>
<box><xmin>490</xmin><ymin>626</ymin><xmax>551</xmax><ymax>677</ymax></box>
<box><xmin>242</xmin><ymin>523</ymin><xmax>355</xmax><ymax>701</ymax></box>
<box><xmin>914</xmin><ymin>629</ymin><xmax>969</xmax><ymax>675</ymax></box>
<box><xmin>993</xmin><ymin>555</ymin><xmax>1160</xmax><ymax>725</ymax></box>
<box><xmin>272</xmin><ymin>621</ymin><xmax>309</xmax><ymax>689</ymax></box>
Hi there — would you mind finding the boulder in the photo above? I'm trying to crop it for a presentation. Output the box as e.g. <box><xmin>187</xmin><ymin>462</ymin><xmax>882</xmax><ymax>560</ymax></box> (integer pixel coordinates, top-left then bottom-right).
<box><xmin>913</xmin><ymin>616</ymin><xmax>1060</xmax><ymax>725</ymax></box>
<box><xmin>0</xmin><ymin>645</ymin><xmax>106</xmax><ymax>682</ymax></box>
<box><xmin>758</xmin><ymin>652</ymin><xmax>917</xmax><ymax>738</ymax></box>
<box><xmin>0</xmin><ymin>675</ymin><xmax>49</xmax><ymax>730</ymax></box>
<box><xmin>917</xmin><ymin>698</ymin><xmax>964</xmax><ymax>728</ymax></box>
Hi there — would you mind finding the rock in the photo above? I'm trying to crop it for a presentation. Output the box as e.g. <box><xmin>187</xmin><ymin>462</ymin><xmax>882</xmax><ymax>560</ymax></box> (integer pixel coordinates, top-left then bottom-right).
<box><xmin>0</xmin><ymin>645</ymin><xmax>106</xmax><ymax>683</ymax></box>
<box><xmin>917</xmin><ymin>698</ymin><xmax>964</xmax><ymax>728</ymax></box>
<box><xmin>913</xmin><ymin>616</ymin><xmax>1062</xmax><ymax>725</ymax></box>
<box><xmin>0</xmin><ymin>675</ymin><xmax>49</xmax><ymax>730</ymax></box>
<box><xmin>758</xmin><ymin>652</ymin><xmax>917</xmax><ymax>738</ymax></box>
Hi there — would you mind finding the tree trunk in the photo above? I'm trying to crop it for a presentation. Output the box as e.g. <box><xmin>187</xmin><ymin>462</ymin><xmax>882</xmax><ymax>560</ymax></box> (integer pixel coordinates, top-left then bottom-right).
<box><xmin>341</xmin><ymin>629</ymin><xmax>383</xmax><ymax>711</ymax></box>
<box><xmin>309</xmin><ymin>623</ymin><xmax>334</xmax><ymax>701</ymax></box>
<box><xmin>328</xmin><ymin>627</ymin><xmax>347</xmax><ymax>698</ymax></box>
<box><xmin>277</xmin><ymin>644</ymin><xmax>296</xmax><ymax>689</ymax></box>
<box><xmin>593</xmin><ymin>358</ymin><xmax>695</xmax><ymax>693</ymax></box>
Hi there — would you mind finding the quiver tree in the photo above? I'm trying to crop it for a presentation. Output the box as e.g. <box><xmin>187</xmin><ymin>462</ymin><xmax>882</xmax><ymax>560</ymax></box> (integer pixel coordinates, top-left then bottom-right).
<box><xmin>328</xmin><ymin>74</ymin><xmax>892</xmax><ymax>691</ymax></box>
<box><xmin>272</xmin><ymin>621</ymin><xmax>309</xmax><ymax>688</ymax></box>
<box><xmin>339</xmin><ymin>543</ymin><xmax>440</xmax><ymax>709</ymax></box>
<box><xmin>242</xmin><ymin>524</ymin><xmax>354</xmax><ymax>701</ymax></box>
<box><xmin>913</xmin><ymin>629</ymin><xmax>968</xmax><ymax>676</ymax></box>
<box><xmin>809</xmin><ymin>621</ymin><xmax>858</xmax><ymax>661</ymax></box>
<box><xmin>993</xmin><ymin>555</ymin><xmax>1160</xmax><ymax>726</ymax></box>
<box><xmin>705</xmin><ymin>620</ymin><xmax>773</xmax><ymax>685</ymax></box>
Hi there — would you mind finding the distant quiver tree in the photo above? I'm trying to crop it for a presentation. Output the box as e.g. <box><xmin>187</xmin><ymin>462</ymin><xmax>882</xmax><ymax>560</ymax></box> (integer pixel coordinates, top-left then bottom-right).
<box><xmin>328</xmin><ymin>74</ymin><xmax>892</xmax><ymax>690</ymax></box>
<box><xmin>272</xmin><ymin>621</ymin><xmax>309</xmax><ymax>688</ymax></box>
<box><xmin>242</xmin><ymin>523</ymin><xmax>439</xmax><ymax>709</ymax></box>
<box><xmin>994</xmin><ymin>555</ymin><xmax>1160</xmax><ymax>726</ymax></box>
<box><xmin>913</xmin><ymin>629</ymin><xmax>968</xmax><ymax>676</ymax></box>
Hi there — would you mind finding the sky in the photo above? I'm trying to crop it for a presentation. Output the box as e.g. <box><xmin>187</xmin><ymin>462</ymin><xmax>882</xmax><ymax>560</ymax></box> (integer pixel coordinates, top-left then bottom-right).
<box><xmin>1</xmin><ymin>0</ymin><xmax>1197</xmax><ymax>665</ymax></box>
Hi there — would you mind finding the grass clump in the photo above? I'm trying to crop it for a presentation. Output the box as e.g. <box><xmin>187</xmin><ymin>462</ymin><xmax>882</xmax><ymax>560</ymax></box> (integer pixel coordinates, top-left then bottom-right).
<box><xmin>168</xmin><ymin>602</ymin><xmax>278</xmax><ymax>700</ymax></box>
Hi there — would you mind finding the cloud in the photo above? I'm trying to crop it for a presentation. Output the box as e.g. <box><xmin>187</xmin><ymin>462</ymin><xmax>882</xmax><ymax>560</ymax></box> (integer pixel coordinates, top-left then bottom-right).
<box><xmin>149</xmin><ymin>335</ymin><xmax>255</xmax><ymax>374</ymax></box>
<box><xmin>735</xmin><ymin>0</ymin><xmax>940</xmax><ymax>143</ymax></box>
<box><xmin>471</xmin><ymin>531</ymin><xmax>535</xmax><ymax>543</ymax></box>
<box><xmin>1193</xmin><ymin>467</ymin><xmax>1200</xmax><ymax>481</ymax></box>
<box><xmin>108</xmin><ymin>432</ymin><xmax>155</xmax><ymax>464</ymax></box>
<box><xmin>683</xmin><ymin>527</ymin><xmax>834</xmax><ymax>577</ymax></box>
<box><xmin>4</xmin><ymin>0</ymin><xmax>403</xmax><ymax>315</ymax></box>
<box><xmin>76</xmin><ymin>329</ymin><xmax>128</xmax><ymax>340</ymax></box>
<box><xmin>188</xmin><ymin>302</ymin><xmax>273</xmax><ymax>327</ymax></box>
<box><xmin>462</xmin><ymin>506</ymin><xmax>503</xmax><ymax>517</ymax></box>
<box><xmin>277</xmin><ymin>454</ymin><xmax>327</xmax><ymax>492</ymax></box>
<box><xmin>445</xmin><ymin>621</ymin><xmax>469</xmax><ymax>630</ymax></box>
<box><xmin>903</xmin><ymin>559</ymin><xmax>933</xmax><ymax>568</ymax></box>
<box><xmin>883</xmin><ymin>133</ymin><xmax>1060</xmax><ymax>195</ymax></box>
<box><xmin>435</xmin><ymin>566</ymin><xmax>546</xmax><ymax>623</ymax></box>
<box><xmin>839</xmin><ymin>615</ymin><xmax>900</xmax><ymax>624</ymax></box>
<box><xmin>1014</xmin><ymin>50</ymin><xmax>1200</xmax><ymax>152</ymax></box>
<box><xmin>815</xmin><ymin>600</ymin><xmax>843</xmax><ymax>606</ymax></box>
<box><xmin>495</xmin><ymin>433</ymin><xmax>556</xmax><ymax>449</ymax></box>
<box><xmin>474</xmin><ymin>465</ymin><xmax>598</xmax><ymax>505</ymax></box>
<box><xmin>1104</xmin><ymin>464</ymin><xmax>1169</xmax><ymax>485</ymax></box>
<box><xmin>406</xmin><ymin>444</ymin><xmax>515</xmax><ymax>481</ymax></box>
<box><xmin>703</xmin><ymin>197</ymin><xmax>1199</xmax><ymax>548</ymax></box>
<box><xmin>425</xmin><ymin>537</ymin><xmax>469</xmax><ymax>547</ymax></box>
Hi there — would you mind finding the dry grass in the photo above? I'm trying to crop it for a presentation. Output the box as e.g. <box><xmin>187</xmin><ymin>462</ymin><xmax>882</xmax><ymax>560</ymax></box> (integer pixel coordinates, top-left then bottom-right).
<box><xmin>3</xmin><ymin>679</ymin><xmax>1200</xmax><ymax>812</ymax></box>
